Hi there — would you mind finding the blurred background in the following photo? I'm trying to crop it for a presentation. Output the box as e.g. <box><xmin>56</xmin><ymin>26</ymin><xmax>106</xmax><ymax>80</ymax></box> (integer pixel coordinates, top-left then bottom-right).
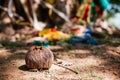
<box><xmin>0</xmin><ymin>1</ymin><xmax>120</xmax><ymax>80</ymax></box>
<box><xmin>0</xmin><ymin>0</ymin><xmax>120</xmax><ymax>46</ymax></box>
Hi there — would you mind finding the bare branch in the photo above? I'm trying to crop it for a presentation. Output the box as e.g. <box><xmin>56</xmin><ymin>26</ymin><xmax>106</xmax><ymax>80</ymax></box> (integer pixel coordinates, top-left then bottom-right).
<box><xmin>8</xmin><ymin>0</ymin><xmax>15</xmax><ymax>21</ymax></box>
<box><xmin>44</xmin><ymin>2</ymin><xmax>73</xmax><ymax>26</ymax></box>
<box><xmin>29</xmin><ymin>0</ymin><xmax>46</xmax><ymax>31</ymax></box>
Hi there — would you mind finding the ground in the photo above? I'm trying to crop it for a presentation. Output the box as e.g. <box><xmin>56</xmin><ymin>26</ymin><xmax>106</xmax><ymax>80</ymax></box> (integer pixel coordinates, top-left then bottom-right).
<box><xmin>0</xmin><ymin>24</ymin><xmax>120</xmax><ymax>80</ymax></box>
<box><xmin>0</xmin><ymin>40</ymin><xmax>120</xmax><ymax>80</ymax></box>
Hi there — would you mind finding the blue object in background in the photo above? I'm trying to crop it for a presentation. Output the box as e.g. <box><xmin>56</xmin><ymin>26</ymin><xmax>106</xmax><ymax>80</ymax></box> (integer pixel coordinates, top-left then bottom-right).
<box><xmin>86</xmin><ymin>28</ymin><xmax>92</xmax><ymax>34</ymax></box>
<box><xmin>70</xmin><ymin>28</ymin><xmax>99</xmax><ymax>45</ymax></box>
<box><xmin>84</xmin><ymin>32</ymin><xmax>99</xmax><ymax>45</ymax></box>
<box><xmin>99</xmin><ymin>0</ymin><xmax>109</xmax><ymax>11</ymax></box>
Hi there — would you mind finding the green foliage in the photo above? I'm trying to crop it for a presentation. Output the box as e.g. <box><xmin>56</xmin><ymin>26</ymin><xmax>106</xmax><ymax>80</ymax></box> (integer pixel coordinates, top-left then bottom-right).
<box><xmin>0</xmin><ymin>40</ymin><xmax>22</xmax><ymax>48</ymax></box>
<box><xmin>109</xmin><ymin>0</ymin><xmax>120</xmax><ymax>4</ymax></box>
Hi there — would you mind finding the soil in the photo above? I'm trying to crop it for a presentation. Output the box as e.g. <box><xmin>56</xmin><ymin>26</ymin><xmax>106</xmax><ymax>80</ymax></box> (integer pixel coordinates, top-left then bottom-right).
<box><xmin>0</xmin><ymin>25</ymin><xmax>120</xmax><ymax>80</ymax></box>
<box><xmin>0</xmin><ymin>42</ymin><xmax>120</xmax><ymax>80</ymax></box>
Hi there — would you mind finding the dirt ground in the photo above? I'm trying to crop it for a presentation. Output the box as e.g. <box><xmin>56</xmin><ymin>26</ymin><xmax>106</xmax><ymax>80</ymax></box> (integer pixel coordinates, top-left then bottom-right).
<box><xmin>0</xmin><ymin>41</ymin><xmax>120</xmax><ymax>80</ymax></box>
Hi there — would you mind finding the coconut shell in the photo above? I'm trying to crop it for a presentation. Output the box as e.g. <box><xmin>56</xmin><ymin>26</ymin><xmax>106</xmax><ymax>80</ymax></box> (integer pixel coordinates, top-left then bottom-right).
<box><xmin>25</xmin><ymin>46</ymin><xmax>54</xmax><ymax>69</ymax></box>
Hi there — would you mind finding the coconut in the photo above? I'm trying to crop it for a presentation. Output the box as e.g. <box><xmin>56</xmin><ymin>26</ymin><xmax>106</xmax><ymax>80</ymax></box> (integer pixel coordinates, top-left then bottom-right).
<box><xmin>25</xmin><ymin>46</ymin><xmax>54</xmax><ymax>69</ymax></box>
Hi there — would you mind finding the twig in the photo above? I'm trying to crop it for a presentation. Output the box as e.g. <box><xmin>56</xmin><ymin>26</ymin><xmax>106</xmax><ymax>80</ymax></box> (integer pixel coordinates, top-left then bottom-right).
<box><xmin>19</xmin><ymin>0</ymin><xmax>33</xmax><ymax>23</ymax></box>
<box><xmin>54</xmin><ymin>63</ymin><xmax>78</xmax><ymax>74</ymax></box>
<box><xmin>0</xmin><ymin>5</ymin><xmax>22</xmax><ymax>19</ymax></box>
<box><xmin>0</xmin><ymin>0</ymin><xmax>16</xmax><ymax>22</ymax></box>
<box><xmin>29</xmin><ymin>0</ymin><xmax>46</xmax><ymax>31</ymax></box>
<box><xmin>43</xmin><ymin>2</ymin><xmax>73</xmax><ymax>26</ymax></box>
<box><xmin>8</xmin><ymin>0</ymin><xmax>15</xmax><ymax>21</ymax></box>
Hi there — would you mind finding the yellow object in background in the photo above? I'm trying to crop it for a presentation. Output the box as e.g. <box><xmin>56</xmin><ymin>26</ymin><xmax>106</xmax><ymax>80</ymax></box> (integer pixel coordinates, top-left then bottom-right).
<box><xmin>45</xmin><ymin>0</ymin><xmax>55</xmax><ymax>5</ymax></box>
<box><xmin>38</xmin><ymin>28</ymin><xmax>70</xmax><ymax>41</ymax></box>
<box><xmin>45</xmin><ymin>0</ymin><xmax>55</xmax><ymax>18</ymax></box>
<box><xmin>76</xmin><ymin>3</ymin><xmax>87</xmax><ymax>19</ymax></box>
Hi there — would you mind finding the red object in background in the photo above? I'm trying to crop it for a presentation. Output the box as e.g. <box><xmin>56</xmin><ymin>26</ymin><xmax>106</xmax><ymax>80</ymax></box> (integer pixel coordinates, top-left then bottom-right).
<box><xmin>83</xmin><ymin>4</ymin><xmax>91</xmax><ymax>21</ymax></box>
<box><xmin>71</xmin><ymin>27</ymin><xmax>80</xmax><ymax>33</ymax></box>
<box><xmin>96</xmin><ymin>6</ymin><xmax>101</xmax><ymax>12</ymax></box>
<box><xmin>51</xmin><ymin>28</ymin><xmax>57</xmax><ymax>32</ymax></box>
<box><xmin>96</xmin><ymin>6</ymin><xmax>103</xmax><ymax>17</ymax></box>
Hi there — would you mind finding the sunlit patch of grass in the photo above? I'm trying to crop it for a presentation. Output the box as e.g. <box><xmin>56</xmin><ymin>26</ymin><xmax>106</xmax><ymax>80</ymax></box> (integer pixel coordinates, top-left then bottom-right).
<box><xmin>51</xmin><ymin>75</ymin><xmax>60</xmax><ymax>80</ymax></box>
<box><xmin>97</xmin><ymin>77</ymin><xmax>104</xmax><ymax>80</ymax></box>
<box><xmin>92</xmin><ymin>49</ymin><xmax>99</xmax><ymax>54</ymax></box>
<box><xmin>30</xmin><ymin>77</ymin><xmax>38</xmax><ymax>80</ymax></box>
<box><xmin>89</xmin><ymin>70</ymin><xmax>96</xmax><ymax>77</ymax></box>
<box><xmin>45</xmin><ymin>69</ymin><xmax>50</xmax><ymax>74</ymax></box>
<box><xmin>69</xmin><ymin>51</ymin><xmax>76</xmax><ymax>57</ymax></box>
<box><xmin>0</xmin><ymin>43</ymin><xmax>3</xmax><ymax>48</ymax></box>
<box><xmin>75</xmin><ymin>66</ymin><xmax>81</xmax><ymax>74</ymax></box>
<box><xmin>81</xmin><ymin>70</ymin><xmax>104</xmax><ymax>80</ymax></box>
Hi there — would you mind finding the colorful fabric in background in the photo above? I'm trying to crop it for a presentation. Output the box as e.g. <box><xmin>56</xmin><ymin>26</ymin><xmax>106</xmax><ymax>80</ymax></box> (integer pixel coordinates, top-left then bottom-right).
<box><xmin>76</xmin><ymin>0</ymin><xmax>93</xmax><ymax>23</ymax></box>
<box><xmin>76</xmin><ymin>3</ymin><xmax>87</xmax><ymax>20</ymax></box>
<box><xmin>98</xmin><ymin>0</ymin><xmax>109</xmax><ymax>11</ymax></box>
<box><xmin>69</xmin><ymin>24</ymin><xmax>99</xmax><ymax>45</ymax></box>
<box><xmin>90</xmin><ymin>0</ymin><xmax>109</xmax><ymax>21</ymax></box>
<box><xmin>76</xmin><ymin>3</ymin><xmax>91</xmax><ymax>22</ymax></box>
<box><xmin>93</xmin><ymin>0</ymin><xmax>109</xmax><ymax>11</ymax></box>
<box><xmin>38</xmin><ymin>28</ymin><xmax>70</xmax><ymax>41</ymax></box>
<box><xmin>83</xmin><ymin>4</ymin><xmax>91</xmax><ymax>22</ymax></box>
<box><xmin>70</xmin><ymin>28</ymin><xmax>99</xmax><ymax>45</ymax></box>
<box><xmin>95</xmin><ymin>0</ymin><xmax>109</xmax><ymax>15</ymax></box>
